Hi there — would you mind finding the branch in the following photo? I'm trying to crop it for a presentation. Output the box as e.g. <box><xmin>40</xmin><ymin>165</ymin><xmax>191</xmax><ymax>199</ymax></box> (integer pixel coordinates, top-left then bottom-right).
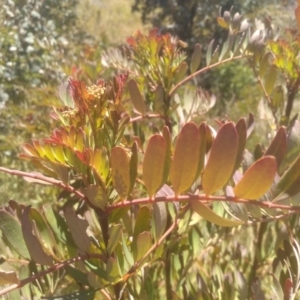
<box><xmin>107</xmin><ymin>194</ymin><xmax>300</xmax><ymax>213</ymax></box>
<box><xmin>0</xmin><ymin>167</ymin><xmax>96</xmax><ymax>207</ymax></box>
<box><xmin>169</xmin><ymin>54</ymin><xmax>249</xmax><ymax>97</ymax></box>
<box><xmin>0</xmin><ymin>253</ymin><xmax>105</xmax><ymax>296</ymax></box>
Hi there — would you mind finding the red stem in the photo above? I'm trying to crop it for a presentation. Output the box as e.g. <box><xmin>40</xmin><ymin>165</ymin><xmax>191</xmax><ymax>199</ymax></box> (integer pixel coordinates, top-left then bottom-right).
<box><xmin>0</xmin><ymin>253</ymin><xmax>105</xmax><ymax>296</ymax></box>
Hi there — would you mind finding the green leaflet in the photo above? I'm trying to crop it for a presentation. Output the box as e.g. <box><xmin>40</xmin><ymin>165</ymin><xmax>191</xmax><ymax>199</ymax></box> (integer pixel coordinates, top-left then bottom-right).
<box><xmin>170</xmin><ymin>122</ymin><xmax>200</xmax><ymax>195</ymax></box>
<box><xmin>64</xmin><ymin>206</ymin><xmax>91</xmax><ymax>253</ymax></box>
<box><xmin>134</xmin><ymin>231</ymin><xmax>152</xmax><ymax>261</ymax></box>
<box><xmin>143</xmin><ymin>134</ymin><xmax>167</xmax><ymax>197</ymax></box>
<box><xmin>190</xmin><ymin>200</ymin><xmax>244</xmax><ymax>227</ymax></box>
<box><xmin>0</xmin><ymin>210</ymin><xmax>30</xmax><ymax>259</ymax></box>
<box><xmin>21</xmin><ymin>206</ymin><xmax>53</xmax><ymax>265</ymax></box>
<box><xmin>128</xmin><ymin>79</ymin><xmax>146</xmax><ymax>115</ymax></box>
<box><xmin>107</xmin><ymin>224</ymin><xmax>122</xmax><ymax>255</ymax></box>
<box><xmin>265</xmin><ymin>127</ymin><xmax>287</xmax><ymax>169</ymax></box>
<box><xmin>275</xmin><ymin>153</ymin><xmax>300</xmax><ymax>198</ymax></box>
<box><xmin>190</xmin><ymin>43</ymin><xmax>201</xmax><ymax>73</ymax></box>
<box><xmin>86</xmin><ymin>185</ymin><xmax>108</xmax><ymax>210</ymax></box>
<box><xmin>202</xmin><ymin>122</ymin><xmax>238</xmax><ymax>195</ymax></box>
<box><xmin>111</xmin><ymin>147</ymin><xmax>131</xmax><ymax>200</ymax></box>
<box><xmin>234</xmin><ymin>156</ymin><xmax>277</xmax><ymax>200</ymax></box>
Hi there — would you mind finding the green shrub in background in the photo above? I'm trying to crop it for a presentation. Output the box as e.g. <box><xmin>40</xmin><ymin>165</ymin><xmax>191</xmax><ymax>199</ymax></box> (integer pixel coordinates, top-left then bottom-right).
<box><xmin>1</xmin><ymin>4</ymin><xmax>300</xmax><ymax>300</ymax></box>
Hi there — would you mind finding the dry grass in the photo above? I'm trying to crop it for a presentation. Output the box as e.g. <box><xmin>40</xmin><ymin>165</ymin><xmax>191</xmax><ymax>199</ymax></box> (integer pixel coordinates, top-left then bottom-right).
<box><xmin>77</xmin><ymin>0</ymin><xmax>148</xmax><ymax>45</ymax></box>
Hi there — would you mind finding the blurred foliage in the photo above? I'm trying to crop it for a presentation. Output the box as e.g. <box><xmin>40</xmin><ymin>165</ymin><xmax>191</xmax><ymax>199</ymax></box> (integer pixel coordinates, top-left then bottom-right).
<box><xmin>76</xmin><ymin>0</ymin><xmax>146</xmax><ymax>46</ymax></box>
<box><xmin>131</xmin><ymin>0</ymin><xmax>297</xmax><ymax>138</ymax></box>
<box><xmin>0</xmin><ymin>0</ymin><xmax>106</xmax><ymax>203</ymax></box>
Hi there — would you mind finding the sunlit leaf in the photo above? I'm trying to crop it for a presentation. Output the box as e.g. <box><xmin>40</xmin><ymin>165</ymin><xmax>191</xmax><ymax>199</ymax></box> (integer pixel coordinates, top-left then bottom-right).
<box><xmin>217</xmin><ymin>17</ymin><xmax>228</xmax><ymax>29</ymax></box>
<box><xmin>22</xmin><ymin>143</ymin><xmax>39</xmax><ymax>158</ymax></box>
<box><xmin>107</xmin><ymin>224</ymin><xmax>122</xmax><ymax>255</ymax></box>
<box><xmin>264</xmin><ymin>66</ymin><xmax>277</xmax><ymax>94</ymax></box>
<box><xmin>122</xmin><ymin>233</ymin><xmax>134</xmax><ymax>266</ymax></box>
<box><xmin>190</xmin><ymin>200</ymin><xmax>243</xmax><ymax>227</ymax></box>
<box><xmin>0</xmin><ymin>271</ymin><xmax>19</xmax><ymax>285</ymax></box>
<box><xmin>111</xmin><ymin>147</ymin><xmax>131</xmax><ymax>200</ymax></box>
<box><xmin>43</xmin><ymin>205</ymin><xmax>76</xmax><ymax>250</ymax></box>
<box><xmin>170</xmin><ymin>122</ymin><xmax>200</xmax><ymax>195</ymax></box>
<box><xmin>134</xmin><ymin>231</ymin><xmax>152</xmax><ymax>261</ymax></box>
<box><xmin>234</xmin><ymin>156</ymin><xmax>277</xmax><ymax>200</ymax></box>
<box><xmin>202</xmin><ymin>122</ymin><xmax>238</xmax><ymax>195</ymax></box>
<box><xmin>128</xmin><ymin>79</ymin><xmax>146</xmax><ymax>115</ymax></box>
<box><xmin>106</xmin><ymin>257</ymin><xmax>119</xmax><ymax>282</ymax></box>
<box><xmin>93</xmin><ymin>148</ymin><xmax>109</xmax><ymax>182</ymax></box>
<box><xmin>143</xmin><ymin>134</ymin><xmax>167</xmax><ymax>197</ymax></box>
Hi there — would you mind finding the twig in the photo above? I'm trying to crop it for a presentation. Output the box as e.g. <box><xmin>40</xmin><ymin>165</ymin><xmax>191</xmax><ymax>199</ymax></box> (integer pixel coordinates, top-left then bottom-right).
<box><xmin>169</xmin><ymin>54</ymin><xmax>249</xmax><ymax>97</ymax></box>
<box><xmin>130</xmin><ymin>114</ymin><xmax>165</xmax><ymax>123</ymax></box>
<box><xmin>1</xmin><ymin>166</ymin><xmax>299</xmax><ymax>216</ymax></box>
<box><xmin>0</xmin><ymin>253</ymin><xmax>105</xmax><ymax>296</ymax></box>
<box><xmin>0</xmin><ymin>167</ymin><xmax>87</xmax><ymax>201</ymax></box>
<box><xmin>122</xmin><ymin>218</ymin><xmax>180</xmax><ymax>283</ymax></box>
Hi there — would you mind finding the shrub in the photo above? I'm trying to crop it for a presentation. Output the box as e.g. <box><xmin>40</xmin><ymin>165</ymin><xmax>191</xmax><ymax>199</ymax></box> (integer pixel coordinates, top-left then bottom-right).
<box><xmin>1</xmin><ymin>6</ymin><xmax>300</xmax><ymax>299</ymax></box>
